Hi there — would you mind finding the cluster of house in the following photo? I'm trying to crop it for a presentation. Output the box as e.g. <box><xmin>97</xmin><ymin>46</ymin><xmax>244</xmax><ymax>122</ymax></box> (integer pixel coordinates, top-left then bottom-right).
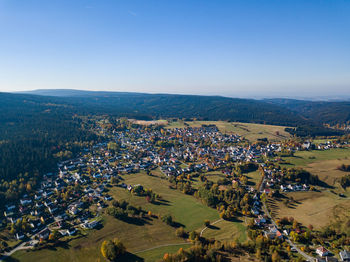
<box><xmin>3</xmin><ymin>158</ymin><xmax>106</xmax><ymax>242</ymax></box>
<box><xmin>248</xmin><ymin>192</ymin><xmax>284</xmax><ymax>240</ymax></box>
<box><xmin>315</xmin><ymin>247</ymin><xmax>350</xmax><ymax>262</ymax></box>
<box><xmin>280</xmin><ymin>183</ymin><xmax>309</xmax><ymax>192</ymax></box>
<box><xmin>261</xmin><ymin>165</ymin><xmax>311</xmax><ymax>194</ymax></box>
<box><xmin>1</xmin><ymin>125</ymin><xmax>284</xmax><ymax>244</ymax></box>
<box><xmin>302</xmin><ymin>140</ymin><xmax>343</xmax><ymax>151</ymax></box>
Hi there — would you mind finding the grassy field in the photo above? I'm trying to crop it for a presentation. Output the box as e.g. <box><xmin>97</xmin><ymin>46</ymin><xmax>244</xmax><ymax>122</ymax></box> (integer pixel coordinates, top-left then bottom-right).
<box><xmin>109</xmin><ymin>171</ymin><xmax>220</xmax><ymax>231</ymax></box>
<box><xmin>305</xmin><ymin>158</ymin><xmax>350</xmax><ymax>190</ymax></box>
<box><xmin>128</xmin><ymin>119</ymin><xmax>168</xmax><ymax>126</ymax></box>
<box><xmin>269</xmin><ymin>190</ymin><xmax>350</xmax><ymax>229</ymax></box>
<box><xmin>246</xmin><ymin>170</ymin><xmax>262</xmax><ymax>190</ymax></box>
<box><xmin>201</xmin><ymin>219</ymin><xmax>247</xmax><ymax>242</ymax></box>
<box><xmin>280</xmin><ymin>148</ymin><xmax>350</xmax><ymax>167</ymax></box>
<box><xmin>135</xmin><ymin>243</ymin><xmax>192</xmax><ymax>262</ymax></box>
<box><xmin>166</xmin><ymin>120</ymin><xmax>291</xmax><ymax>142</ymax></box>
<box><xmin>203</xmin><ymin>171</ymin><xmax>226</xmax><ymax>183</ymax></box>
<box><xmin>269</xmin><ymin>148</ymin><xmax>350</xmax><ymax>229</ymax></box>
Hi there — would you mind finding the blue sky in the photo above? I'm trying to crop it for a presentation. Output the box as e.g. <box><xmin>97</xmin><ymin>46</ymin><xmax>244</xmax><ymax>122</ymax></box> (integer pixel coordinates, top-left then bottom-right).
<box><xmin>0</xmin><ymin>0</ymin><xmax>349</xmax><ymax>98</ymax></box>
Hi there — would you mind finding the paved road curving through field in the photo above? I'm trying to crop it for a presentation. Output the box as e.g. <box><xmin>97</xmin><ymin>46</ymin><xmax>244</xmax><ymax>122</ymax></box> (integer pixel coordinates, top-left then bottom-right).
<box><xmin>200</xmin><ymin>218</ymin><xmax>224</xmax><ymax>237</ymax></box>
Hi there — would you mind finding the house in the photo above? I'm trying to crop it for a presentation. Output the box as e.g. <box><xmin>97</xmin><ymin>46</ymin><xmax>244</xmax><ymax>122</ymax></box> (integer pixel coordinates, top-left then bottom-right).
<box><xmin>30</xmin><ymin>219</ymin><xmax>42</xmax><ymax>229</ymax></box>
<box><xmin>104</xmin><ymin>195</ymin><xmax>112</xmax><ymax>201</ymax></box>
<box><xmin>316</xmin><ymin>246</ymin><xmax>330</xmax><ymax>257</ymax></box>
<box><xmin>264</xmin><ymin>226</ymin><xmax>283</xmax><ymax>239</ymax></box>
<box><xmin>82</xmin><ymin>220</ymin><xmax>99</xmax><ymax>229</ymax></box>
<box><xmin>264</xmin><ymin>188</ymin><xmax>271</xmax><ymax>194</ymax></box>
<box><xmin>67</xmin><ymin>228</ymin><xmax>77</xmax><ymax>236</ymax></box>
<box><xmin>20</xmin><ymin>199</ymin><xmax>32</xmax><ymax>205</ymax></box>
<box><xmin>6</xmin><ymin>204</ymin><xmax>16</xmax><ymax>211</ymax></box>
<box><xmin>251</xmin><ymin>207</ymin><xmax>260</xmax><ymax>215</ymax></box>
<box><xmin>68</xmin><ymin>206</ymin><xmax>79</xmax><ymax>216</ymax></box>
<box><xmin>34</xmin><ymin>194</ymin><xmax>42</xmax><ymax>200</ymax></box>
<box><xmin>254</xmin><ymin>218</ymin><xmax>264</xmax><ymax>226</ymax></box>
<box><xmin>302</xmin><ymin>141</ymin><xmax>312</xmax><ymax>150</ymax></box>
<box><xmin>4</xmin><ymin>211</ymin><xmax>14</xmax><ymax>217</ymax></box>
<box><xmin>257</xmin><ymin>215</ymin><xmax>266</xmax><ymax>223</ymax></box>
<box><xmin>39</xmin><ymin>229</ymin><xmax>50</xmax><ymax>240</ymax></box>
<box><xmin>16</xmin><ymin>232</ymin><xmax>25</xmax><ymax>240</ymax></box>
<box><xmin>340</xmin><ymin>250</ymin><xmax>350</xmax><ymax>261</ymax></box>
<box><xmin>59</xmin><ymin>229</ymin><xmax>68</xmax><ymax>236</ymax></box>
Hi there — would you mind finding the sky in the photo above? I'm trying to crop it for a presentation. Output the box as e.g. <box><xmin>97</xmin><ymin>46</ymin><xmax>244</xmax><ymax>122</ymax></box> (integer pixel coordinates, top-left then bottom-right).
<box><xmin>0</xmin><ymin>0</ymin><xmax>349</xmax><ymax>98</ymax></box>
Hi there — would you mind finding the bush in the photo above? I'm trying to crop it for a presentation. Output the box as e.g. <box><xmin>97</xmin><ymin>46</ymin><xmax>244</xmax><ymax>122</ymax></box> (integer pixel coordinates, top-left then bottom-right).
<box><xmin>162</xmin><ymin>214</ymin><xmax>173</xmax><ymax>226</ymax></box>
<box><xmin>175</xmin><ymin>227</ymin><xmax>187</xmax><ymax>238</ymax></box>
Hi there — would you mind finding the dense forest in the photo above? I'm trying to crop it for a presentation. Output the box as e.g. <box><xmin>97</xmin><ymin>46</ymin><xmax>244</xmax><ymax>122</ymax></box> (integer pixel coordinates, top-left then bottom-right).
<box><xmin>24</xmin><ymin>90</ymin><xmax>348</xmax><ymax>131</ymax></box>
<box><xmin>0</xmin><ymin>93</ymin><xmax>100</xmax><ymax>183</ymax></box>
<box><xmin>265</xmin><ymin>98</ymin><xmax>350</xmax><ymax>126</ymax></box>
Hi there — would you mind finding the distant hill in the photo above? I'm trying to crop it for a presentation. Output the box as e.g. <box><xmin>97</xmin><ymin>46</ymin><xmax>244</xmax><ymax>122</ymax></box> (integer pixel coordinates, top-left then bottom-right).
<box><xmin>265</xmin><ymin>98</ymin><xmax>350</xmax><ymax>126</ymax></box>
<box><xmin>3</xmin><ymin>90</ymin><xmax>346</xmax><ymax>137</ymax></box>
<box><xmin>19</xmin><ymin>90</ymin><xmax>306</xmax><ymax>126</ymax></box>
<box><xmin>20</xmin><ymin>89</ymin><xmax>146</xmax><ymax>97</ymax></box>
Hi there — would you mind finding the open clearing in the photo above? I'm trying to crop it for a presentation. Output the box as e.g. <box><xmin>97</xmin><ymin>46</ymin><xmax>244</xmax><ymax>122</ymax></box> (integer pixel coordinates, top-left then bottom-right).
<box><xmin>281</xmin><ymin>148</ymin><xmax>350</xmax><ymax>167</ymax></box>
<box><xmin>270</xmin><ymin>191</ymin><xmax>350</xmax><ymax>229</ymax></box>
<box><xmin>201</xmin><ymin>219</ymin><xmax>247</xmax><ymax>242</ymax></box>
<box><xmin>135</xmin><ymin>243</ymin><xmax>192</xmax><ymax>262</ymax></box>
<box><xmin>246</xmin><ymin>170</ymin><xmax>262</xmax><ymax>190</ymax></box>
<box><xmin>128</xmin><ymin>119</ymin><xmax>168</xmax><ymax>126</ymax></box>
<box><xmin>270</xmin><ymin>148</ymin><xmax>350</xmax><ymax>229</ymax></box>
<box><xmin>305</xmin><ymin>158</ymin><xmax>350</xmax><ymax>190</ymax></box>
<box><xmin>109</xmin><ymin>171</ymin><xmax>220</xmax><ymax>231</ymax></box>
<box><xmin>166</xmin><ymin>120</ymin><xmax>291</xmax><ymax>142</ymax></box>
<box><xmin>281</xmin><ymin>148</ymin><xmax>350</xmax><ymax>195</ymax></box>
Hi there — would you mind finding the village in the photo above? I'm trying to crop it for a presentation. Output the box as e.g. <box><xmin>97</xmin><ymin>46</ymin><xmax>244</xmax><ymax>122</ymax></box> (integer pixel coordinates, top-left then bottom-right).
<box><xmin>1</xmin><ymin>120</ymin><xmax>349</xmax><ymax>261</ymax></box>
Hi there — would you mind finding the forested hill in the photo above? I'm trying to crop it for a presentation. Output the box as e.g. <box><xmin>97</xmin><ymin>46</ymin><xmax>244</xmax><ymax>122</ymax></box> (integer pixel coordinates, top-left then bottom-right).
<box><xmin>14</xmin><ymin>90</ymin><xmax>348</xmax><ymax>134</ymax></box>
<box><xmin>0</xmin><ymin>92</ymin><xmax>99</xmax><ymax>185</ymax></box>
<box><xmin>18</xmin><ymin>90</ymin><xmax>306</xmax><ymax>126</ymax></box>
<box><xmin>265</xmin><ymin>98</ymin><xmax>350</xmax><ymax>126</ymax></box>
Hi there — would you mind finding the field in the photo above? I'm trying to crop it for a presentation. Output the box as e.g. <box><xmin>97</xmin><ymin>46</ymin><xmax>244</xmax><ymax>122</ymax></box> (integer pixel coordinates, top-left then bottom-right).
<box><xmin>246</xmin><ymin>170</ymin><xmax>262</xmax><ymax>190</ymax></box>
<box><xmin>269</xmin><ymin>148</ymin><xmax>350</xmax><ymax>229</ymax></box>
<box><xmin>280</xmin><ymin>148</ymin><xmax>350</xmax><ymax>167</ymax></box>
<box><xmin>166</xmin><ymin>120</ymin><xmax>291</xmax><ymax>142</ymax></box>
<box><xmin>128</xmin><ymin>119</ymin><xmax>168</xmax><ymax>126</ymax></box>
<box><xmin>135</xmin><ymin>243</ymin><xmax>192</xmax><ymax>262</ymax></box>
<box><xmin>201</xmin><ymin>219</ymin><xmax>247</xmax><ymax>242</ymax></box>
<box><xmin>108</xmin><ymin>171</ymin><xmax>220</xmax><ymax>231</ymax></box>
<box><xmin>269</xmin><ymin>190</ymin><xmax>350</xmax><ymax>229</ymax></box>
<box><xmin>305</xmin><ymin>159</ymin><xmax>350</xmax><ymax>190</ymax></box>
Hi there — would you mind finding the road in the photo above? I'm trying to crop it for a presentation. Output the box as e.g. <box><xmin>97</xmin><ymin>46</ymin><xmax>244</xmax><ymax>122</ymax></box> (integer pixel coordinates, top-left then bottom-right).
<box><xmin>199</xmin><ymin>218</ymin><xmax>223</xmax><ymax>237</ymax></box>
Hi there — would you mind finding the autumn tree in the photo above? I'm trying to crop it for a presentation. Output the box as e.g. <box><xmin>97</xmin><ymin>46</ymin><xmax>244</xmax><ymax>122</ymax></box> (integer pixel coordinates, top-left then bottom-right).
<box><xmin>271</xmin><ymin>250</ymin><xmax>281</xmax><ymax>262</ymax></box>
<box><xmin>101</xmin><ymin>238</ymin><xmax>126</xmax><ymax>261</ymax></box>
